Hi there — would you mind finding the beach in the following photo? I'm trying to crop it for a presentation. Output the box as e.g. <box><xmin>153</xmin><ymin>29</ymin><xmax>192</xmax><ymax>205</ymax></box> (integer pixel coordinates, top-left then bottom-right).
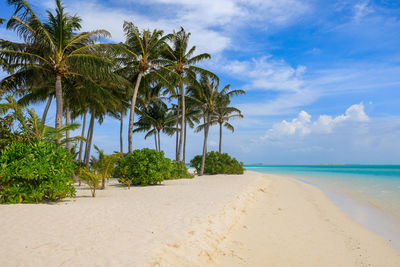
<box><xmin>1</xmin><ymin>171</ymin><xmax>399</xmax><ymax>266</ymax></box>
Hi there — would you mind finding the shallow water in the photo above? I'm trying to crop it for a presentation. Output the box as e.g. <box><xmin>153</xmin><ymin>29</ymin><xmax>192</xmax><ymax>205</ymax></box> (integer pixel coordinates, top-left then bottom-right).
<box><xmin>246</xmin><ymin>165</ymin><xmax>400</xmax><ymax>250</ymax></box>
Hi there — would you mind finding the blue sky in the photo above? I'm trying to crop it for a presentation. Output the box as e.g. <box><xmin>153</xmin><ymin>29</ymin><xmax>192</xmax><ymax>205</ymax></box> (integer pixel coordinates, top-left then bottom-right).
<box><xmin>1</xmin><ymin>0</ymin><xmax>400</xmax><ymax>164</ymax></box>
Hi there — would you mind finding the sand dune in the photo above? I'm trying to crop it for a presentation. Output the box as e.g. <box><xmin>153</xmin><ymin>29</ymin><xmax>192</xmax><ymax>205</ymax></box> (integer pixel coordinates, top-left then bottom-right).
<box><xmin>0</xmin><ymin>171</ymin><xmax>399</xmax><ymax>266</ymax></box>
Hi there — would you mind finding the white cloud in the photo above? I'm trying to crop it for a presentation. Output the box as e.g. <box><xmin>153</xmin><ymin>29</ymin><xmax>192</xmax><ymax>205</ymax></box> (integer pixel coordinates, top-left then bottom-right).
<box><xmin>223</xmin><ymin>56</ymin><xmax>306</xmax><ymax>92</ymax></box>
<box><xmin>262</xmin><ymin>103</ymin><xmax>369</xmax><ymax>140</ymax></box>
<box><xmin>214</xmin><ymin>56</ymin><xmax>317</xmax><ymax>116</ymax></box>
<box><xmin>37</xmin><ymin>0</ymin><xmax>309</xmax><ymax>54</ymax></box>
<box><xmin>354</xmin><ymin>1</ymin><xmax>374</xmax><ymax>22</ymax></box>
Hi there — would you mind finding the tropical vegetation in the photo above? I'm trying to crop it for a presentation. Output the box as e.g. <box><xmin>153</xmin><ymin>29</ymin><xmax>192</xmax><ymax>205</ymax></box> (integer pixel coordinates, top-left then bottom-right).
<box><xmin>190</xmin><ymin>151</ymin><xmax>244</xmax><ymax>175</ymax></box>
<box><xmin>0</xmin><ymin>0</ymin><xmax>245</xmax><ymax>202</ymax></box>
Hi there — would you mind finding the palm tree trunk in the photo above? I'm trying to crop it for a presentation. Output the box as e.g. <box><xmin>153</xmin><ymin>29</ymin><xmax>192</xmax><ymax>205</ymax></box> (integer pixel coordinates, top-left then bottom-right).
<box><xmin>78</xmin><ymin>110</ymin><xmax>87</xmax><ymax>162</ymax></box>
<box><xmin>219</xmin><ymin>122</ymin><xmax>222</xmax><ymax>154</ymax></box>
<box><xmin>177</xmin><ymin>82</ymin><xmax>185</xmax><ymax>161</ymax></box>
<box><xmin>200</xmin><ymin>113</ymin><xmax>211</xmax><ymax>176</ymax></box>
<box><xmin>175</xmin><ymin>98</ymin><xmax>180</xmax><ymax>160</ymax></box>
<box><xmin>183</xmin><ymin>119</ymin><xmax>187</xmax><ymax>163</ymax></box>
<box><xmin>85</xmin><ymin>111</ymin><xmax>95</xmax><ymax>167</ymax></box>
<box><xmin>41</xmin><ymin>94</ymin><xmax>52</xmax><ymax>125</ymax></box>
<box><xmin>128</xmin><ymin>72</ymin><xmax>144</xmax><ymax>153</ymax></box>
<box><xmin>55</xmin><ymin>75</ymin><xmax>63</xmax><ymax>143</ymax></box>
<box><xmin>158</xmin><ymin>130</ymin><xmax>161</xmax><ymax>152</ymax></box>
<box><xmin>120</xmin><ymin>112</ymin><xmax>124</xmax><ymax>153</ymax></box>
<box><xmin>66</xmin><ymin>102</ymin><xmax>70</xmax><ymax>152</ymax></box>
<box><xmin>154</xmin><ymin>130</ymin><xmax>158</xmax><ymax>151</ymax></box>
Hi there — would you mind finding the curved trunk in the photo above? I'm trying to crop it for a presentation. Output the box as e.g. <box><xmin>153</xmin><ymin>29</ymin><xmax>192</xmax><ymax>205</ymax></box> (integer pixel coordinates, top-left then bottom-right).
<box><xmin>55</xmin><ymin>75</ymin><xmax>63</xmax><ymax>143</ymax></box>
<box><xmin>200</xmin><ymin>113</ymin><xmax>211</xmax><ymax>176</ymax></box>
<box><xmin>120</xmin><ymin>112</ymin><xmax>123</xmax><ymax>153</ymax></box>
<box><xmin>85</xmin><ymin>111</ymin><xmax>95</xmax><ymax>167</ymax></box>
<box><xmin>183</xmin><ymin>119</ymin><xmax>187</xmax><ymax>163</ymax></box>
<box><xmin>66</xmin><ymin>102</ymin><xmax>70</xmax><ymax>152</ymax></box>
<box><xmin>219</xmin><ymin>122</ymin><xmax>222</xmax><ymax>154</ymax></box>
<box><xmin>128</xmin><ymin>72</ymin><xmax>144</xmax><ymax>153</ymax></box>
<box><xmin>78</xmin><ymin>111</ymin><xmax>87</xmax><ymax>162</ymax></box>
<box><xmin>177</xmin><ymin>82</ymin><xmax>185</xmax><ymax>161</ymax></box>
<box><xmin>41</xmin><ymin>94</ymin><xmax>52</xmax><ymax>125</ymax></box>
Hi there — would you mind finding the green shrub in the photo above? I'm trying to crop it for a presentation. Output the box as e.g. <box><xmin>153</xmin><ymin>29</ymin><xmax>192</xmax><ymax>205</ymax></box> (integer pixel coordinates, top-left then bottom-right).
<box><xmin>114</xmin><ymin>148</ymin><xmax>172</xmax><ymax>186</ymax></box>
<box><xmin>190</xmin><ymin>151</ymin><xmax>244</xmax><ymax>175</ymax></box>
<box><xmin>168</xmin><ymin>160</ymin><xmax>194</xmax><ymax>179</ymax></box>
<box><xmin>0</xmin><ymin>140</ymin><xmax>76</xmax><ymax>203</ymax></box>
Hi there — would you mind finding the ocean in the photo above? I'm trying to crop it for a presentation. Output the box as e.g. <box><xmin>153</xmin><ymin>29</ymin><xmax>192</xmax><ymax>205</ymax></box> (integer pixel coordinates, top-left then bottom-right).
<box><xmin>245</xmin><ymin>165</ymin><xmax>400</xmax><ymax>249</ymax></box>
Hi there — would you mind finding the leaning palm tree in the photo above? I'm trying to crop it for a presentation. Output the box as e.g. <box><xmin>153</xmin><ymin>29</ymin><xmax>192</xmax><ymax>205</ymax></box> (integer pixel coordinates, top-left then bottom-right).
<box><xmin>161</xmin><ymin>27</ymin><xmax>217</xmax><ymax>163</ymax></box>
<box><xmin>1</xmin><ymin>0</ymin><xmax>113</xmax><ymax>136</ymax></box>
<box><xmin>118</xmin><ymin>21</ymin><xmax>171</xmax><ymax>153</ymax></box>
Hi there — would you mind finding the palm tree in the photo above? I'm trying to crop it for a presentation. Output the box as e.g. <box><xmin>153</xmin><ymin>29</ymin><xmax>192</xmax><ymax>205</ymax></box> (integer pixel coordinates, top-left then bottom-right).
<box><xmin>118</xmin><ymin>21</ymin><xmax>171</xmax><ymax>153</ymax></box>
<box><xmin>92</xmin><ymin>145</ymin><xmax>122</xmax><ymax>190</ymax></box>
<box><xmin>1</xmin><ymin>0</ymin><xmax>112</xmax><ymax>138</ymax></box>
<box><xmin>162</xmin><ymin>27</ymin><xmax>217</xmax><ymax>163</ymax></box>
<box><xmin>0</xmin><ymin>94</ymin><xmax>83</xmax><ymax>146</ymax></box>
<box><xmin>197</xmin><ymin>97</ymin><xmax>244</xmax><ymax>153</ymax></box>
<box><xmin>182</xmin><ymin>95</ymin><xmax>200</xmax><ymax>162</ymax></box>
<box><xmin>134</xmin><ymin>100</ymin><xmax>176</xmax><ymax>152</ymax></box>
<box><xmin>189</xmin><ymin>76</ymin><xmax>244</xmax><ymax>175</ymax></box>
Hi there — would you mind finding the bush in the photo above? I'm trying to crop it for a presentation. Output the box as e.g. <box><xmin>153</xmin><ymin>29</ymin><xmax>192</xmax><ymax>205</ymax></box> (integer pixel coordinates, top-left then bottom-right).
<box><xmin>0</xmin><ymin>140</ymin><xmax>76</xmax><ymax>203</ymax></box>
<box><xmin>190</xmin><ymin>151</ymin><xmax>244</xmax><ymax>175</ymax></box>
<box><xmin>168</xmin><ymin>160</ymin><xmax>194</xmax><ymax>179</ymax></box>
<box><xmin>114</xmin><ymin>148</ymin><xmax>172</xmax><ymax>186</ymax></box>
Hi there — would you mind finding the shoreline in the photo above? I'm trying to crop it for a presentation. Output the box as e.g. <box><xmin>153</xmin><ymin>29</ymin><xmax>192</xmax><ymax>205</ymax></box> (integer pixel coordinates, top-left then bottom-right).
<box><xmin>246</xmin><ymin>169</ymin><xmax>400</xmax><ymax>251</ymax></box>
<box><xmin>1</xmin><ymin>171</ymin><xmax>399</xmax><ymax>266</ymax></box>
<box><xmin>211</xmin><ymin>171</ymin><xmax>400</xmax><ymax>266</ymax></box>
<box><xmin>294</xmin><ymin>176</ymin><xmax>400</xmax><ymax>251</ymax></box>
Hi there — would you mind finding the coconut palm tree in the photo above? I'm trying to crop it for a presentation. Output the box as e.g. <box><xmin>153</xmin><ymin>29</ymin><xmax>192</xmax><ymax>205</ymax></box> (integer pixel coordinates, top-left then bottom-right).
<box><xmin>189</xmin><ymin>76</ymin><xmax>244</xmax><ymax>175</ymax></box>
<box><xmin>182</xmin><ymin>95</ymin><xmax>201</xmax><ymax>162</ymax></box>
<box><xmin>118</xmin><ymin>21</ymin><xmax>172</xmax><ymax>153</ymax></box>
<box><xmin>161</xmin><ymin>27</ymin><xmax>217</xmax><ymax>163</ymax></box>
<box><xmin>134</xmin><ymin>100</ymin><xmax>176</xmax><ymax>152</ymax></box>
<box><xmin>197</xmin><ymin>99</ymin><xmax>244</xmax><ymax>153</ymax></box>
<box><xmin>1</xmin><ymin>0</ymin><xmax>113</xmax><ymax>138</ymax></box>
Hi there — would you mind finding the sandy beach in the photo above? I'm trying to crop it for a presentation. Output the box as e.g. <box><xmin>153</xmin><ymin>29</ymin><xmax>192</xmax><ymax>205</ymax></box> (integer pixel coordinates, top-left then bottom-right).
<box><xmin>1</xmin><ymin>171</ymin><xmax>399</xmax><ymax>266</ymax></box>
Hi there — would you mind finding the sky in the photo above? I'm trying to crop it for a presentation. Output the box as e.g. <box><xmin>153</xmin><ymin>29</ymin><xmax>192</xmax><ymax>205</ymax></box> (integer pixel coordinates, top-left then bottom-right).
<box><xmin>1</xmin><ymin>0</ymin><xmax>400</xmax><ymax>164</ymax></box>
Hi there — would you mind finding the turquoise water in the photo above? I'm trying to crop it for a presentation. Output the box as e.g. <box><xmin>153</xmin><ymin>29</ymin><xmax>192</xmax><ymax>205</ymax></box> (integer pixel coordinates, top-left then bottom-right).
<box><xmin>245</xmin><ymin>165</ymin><xmax>400</xmax><ymax>249</ymax></box>
<box><xmin>245</xmin><ymin>165</ymin><xmax>400</xmax><ymax>216</ymax></box>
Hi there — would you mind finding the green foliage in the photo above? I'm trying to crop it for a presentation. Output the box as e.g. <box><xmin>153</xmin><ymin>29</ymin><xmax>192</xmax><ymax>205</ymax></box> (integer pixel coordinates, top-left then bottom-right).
<box><xmin>169</xmin><ymin>160</ymin><xmax>194</xmax><ymax>179</ymax></box>
<box><xmin>190</xmin><ymin>151</ymin><xmax>244</xmax><ymax>175</ymax></box>
<box><xmin>0</xmin><ymin>95</ymin><xmax>84</xmax><ymax>148</ymax></box>
<box><xmin>91</xmin><ymin>145</ymin><xmax>122</xmax><ymax>189</ymax></box>
<box><xmin>114</xmin><ymin>148</ymin><xmax>172</xmax><ymax>186</ymax></box>
<box><xmin>0</xmin><ymin>139</ymin><xmax>76</xmax><ymax>203</ymax></box>
<box><xmin>78</xmin><ymin>167</ymin><xmax>101</xmax><ymax>197</ymax></box>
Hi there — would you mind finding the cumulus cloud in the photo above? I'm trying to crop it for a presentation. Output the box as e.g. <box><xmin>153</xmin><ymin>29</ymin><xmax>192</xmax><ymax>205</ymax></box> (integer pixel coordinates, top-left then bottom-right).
<box><xmin>262</xmin><ymin>103</ymin><xmax>369</xmax><ymax>140</ymax></box>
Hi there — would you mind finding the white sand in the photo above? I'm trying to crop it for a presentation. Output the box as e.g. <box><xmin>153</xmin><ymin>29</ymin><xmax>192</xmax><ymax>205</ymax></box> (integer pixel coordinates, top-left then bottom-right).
<box><xmin>211</xmin><ymin>172</ymin><xmax>400</xmax><ymax>267</ymax></box>
<box><xmin>0</xmin><ymin>172</ymin><xmax>265</xmax><ymax>266</ymax></box>
<box><xmin>0</xmin><ymin>171</ymin><xmax>399</xmax><ymax>266</ymax></box>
